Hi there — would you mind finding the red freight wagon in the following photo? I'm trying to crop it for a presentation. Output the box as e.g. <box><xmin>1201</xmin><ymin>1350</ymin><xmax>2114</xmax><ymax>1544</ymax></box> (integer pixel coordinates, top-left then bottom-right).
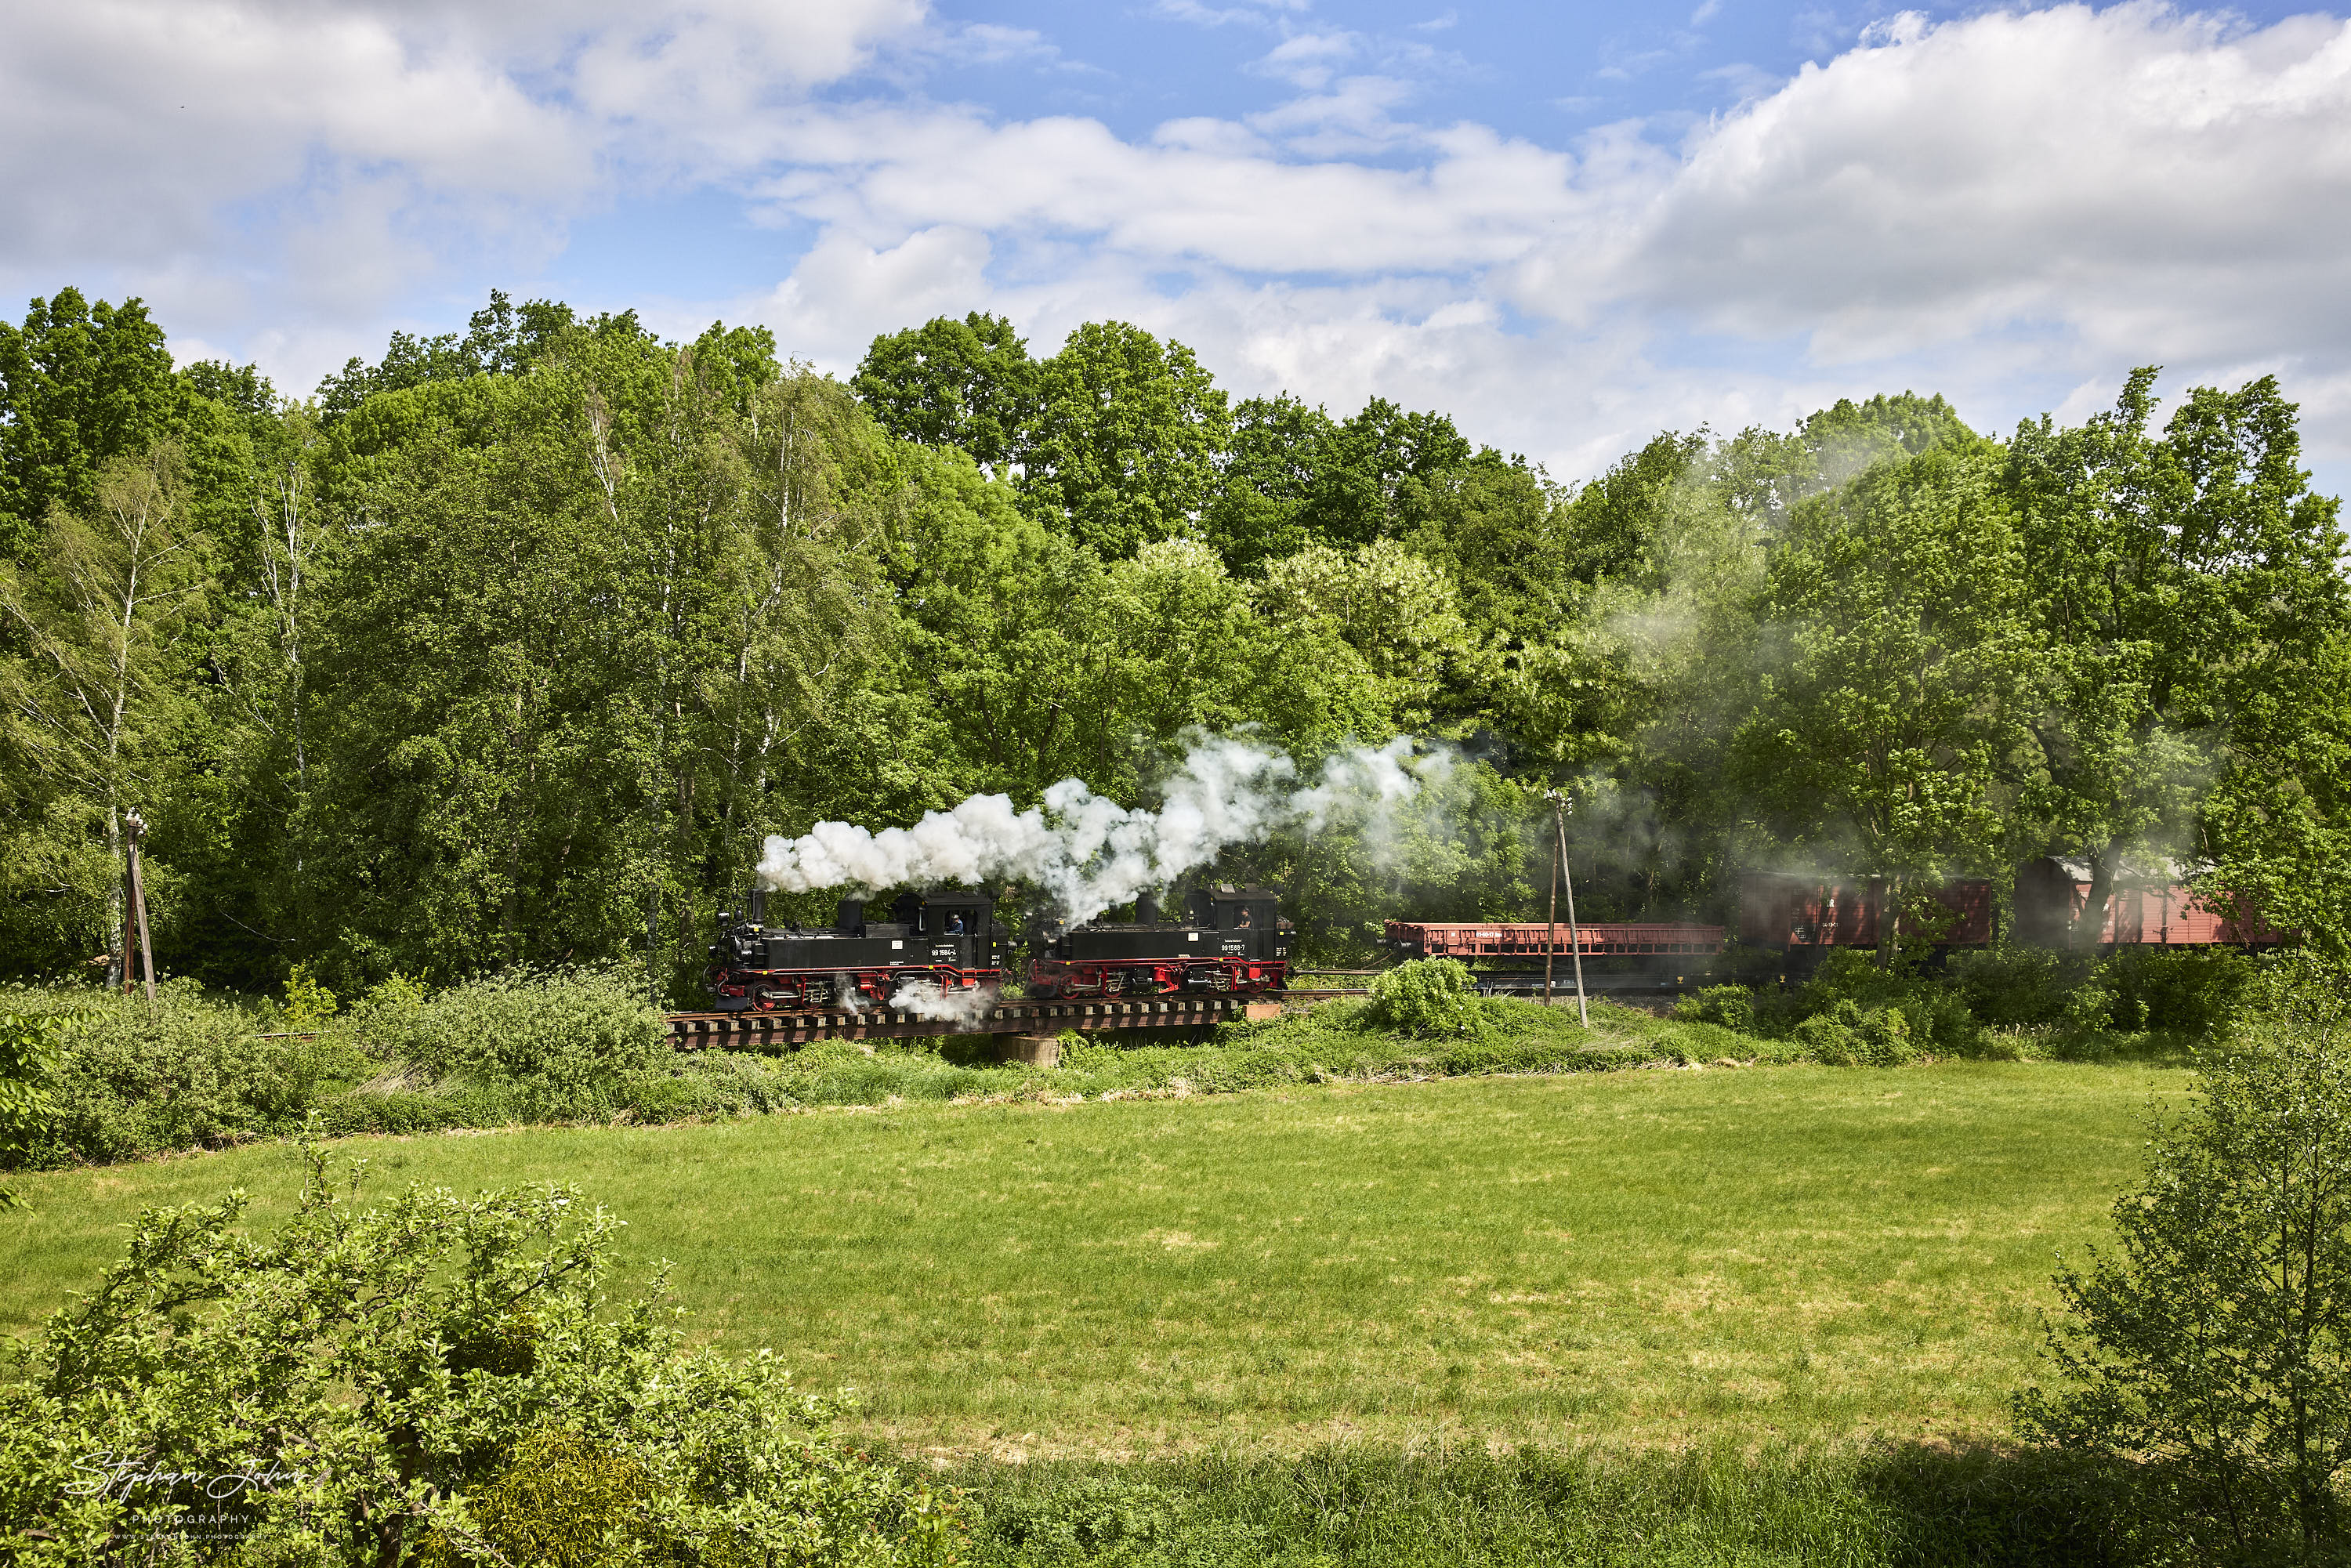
<box><xmin>1744</xmin><ymin>860</ymin><xmax>2285</xmax><ymax>951</ymax></box>
<box><xmin>2012</xmin><ymin>857</ymin><xmax>2283</xmax><ymax>947</ymax></box>
<box><xmin>1737</xmin><ymin>873</ymin><xmax>1994</xmax><ymax>949</ymax></box>
<box><xmin>1385</xmin><ymin>920</ymin><xmax>1725</xmax><ymax>959</ymax></box>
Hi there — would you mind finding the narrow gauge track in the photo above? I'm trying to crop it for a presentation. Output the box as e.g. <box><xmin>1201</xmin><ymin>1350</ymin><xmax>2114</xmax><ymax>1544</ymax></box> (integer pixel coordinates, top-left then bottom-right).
<box><xmin>667</xmin><ymin>993</ymin><xmax>1295</xmax><ymax>1048</ymax></box>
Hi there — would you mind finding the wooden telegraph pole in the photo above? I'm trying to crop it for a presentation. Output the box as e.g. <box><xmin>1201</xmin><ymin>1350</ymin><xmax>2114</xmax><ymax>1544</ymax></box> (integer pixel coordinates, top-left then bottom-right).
<box><xmin>125</xmin><ymin>809</ymin><xmax>156</xmax><ymax>1008</ymax></box>
<box><xmin>1542</xmin><ymin>790</ymin><xmax>1589</xmax><ymax>1029</ymax></box>
<box><xmin>1545</xmin><ymin>807</ymin><xmax>1559</xmax><ymax>1005</ymax></box>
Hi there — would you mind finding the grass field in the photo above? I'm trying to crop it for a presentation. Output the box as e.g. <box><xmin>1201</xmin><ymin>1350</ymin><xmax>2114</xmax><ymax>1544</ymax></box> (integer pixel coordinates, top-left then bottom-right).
<box><xmin>0</xmin><ymin>1060</ymin><xmax>2179</xmax><ymax>1463</ymax></box>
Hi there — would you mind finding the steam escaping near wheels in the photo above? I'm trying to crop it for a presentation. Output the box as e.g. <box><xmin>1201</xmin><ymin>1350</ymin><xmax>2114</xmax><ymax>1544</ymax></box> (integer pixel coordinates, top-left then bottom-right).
<box><xmin>755</xmin><ymin>734</ymin><xmax>1447</xmax><ymax>922</ymax></box>
<box><xmin>889</xmin><ymin>979</ymin><xmax>1001</xmax><ymax>1027</ymax></box>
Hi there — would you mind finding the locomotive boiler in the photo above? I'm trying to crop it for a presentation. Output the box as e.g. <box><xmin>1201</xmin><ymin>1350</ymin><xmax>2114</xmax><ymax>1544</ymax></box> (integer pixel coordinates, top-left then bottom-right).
<box><xmin>705</xmin><ymin>886</ymin><xmax>1010</xmax><ymax>1012</ymax></box>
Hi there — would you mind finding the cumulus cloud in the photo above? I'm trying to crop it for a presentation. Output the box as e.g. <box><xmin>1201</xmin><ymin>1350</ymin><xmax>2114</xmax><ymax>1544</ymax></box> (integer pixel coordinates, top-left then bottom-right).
<box><xmin>0</xmin><ymin>0</ymin><xmax>918</xmax><ymax>310</ymax></box>
<box><xmin>1617</xmin><ymin>4</ymin><xmax>2351</xmax><ymax>365</ymax></box>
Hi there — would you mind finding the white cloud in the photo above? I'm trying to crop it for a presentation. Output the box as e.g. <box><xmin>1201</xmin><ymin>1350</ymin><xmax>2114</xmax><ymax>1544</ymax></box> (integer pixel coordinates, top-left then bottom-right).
<box><xmin>1150</xmin><ymin>0</ymin><xmax>1313</xmax><ymax>27</ymax></box>
<box><xmin>0</xmin><ymin>0</ymin><xmax>581</xmax><ymax>276</ymax></box>
<box><xmin>0</xmin><ymin>0</ymin><xmax>922</xmax><ymax>310</ymax></box>
<box><xmin>1619</xmin><ymin>3</ymin><xmax>2351</xmax><ymax>366</ymax></box>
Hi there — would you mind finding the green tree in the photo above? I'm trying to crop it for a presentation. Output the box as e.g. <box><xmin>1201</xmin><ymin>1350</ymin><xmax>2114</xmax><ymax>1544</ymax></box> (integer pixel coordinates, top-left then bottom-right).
<box><xmin>1733</xmin><ymin>446</ymin><xmax>2040</xmax><ymax>958</ymax></box>
<box><xmin>1298</xmin><ymin>397</ymin><xmax>1473</xmax><ymax>547</ymax></box>
<box><xmin>299</xmin><ymin>353</ymin><xmax>658</xmax><ymax>979</ymax></box>
<box><xmin>1801</xmin><ymin>390</ymin><xmax>1977</xmax><ymax>473</ymax></box>
<box><xmin>1407</xmin><ymin>453</ymin><xmax>1565</xmax><ymax>647</ymax></box>
<box><xmin>301</xmin><ymin>313</ymin><xmax>911</xmax><ymax>988</ymax></box>
<box><xmin>1555</xmin><ymin>432</ymin><xmax>1706</xmax><ymax>588</ymax></box>
<box><xmin>314</xmin><ymin>288</ymin><xmax>577</xmax><ymax>419</ymax></box>
<box><xmin>1518</xmin><ymin>429</ymin><xmax>1793</xmax><ymax>916</ymax></box>
<box><xmin>1020</xmin><ymin>320</ymin><xmax>1230</xmax><ymax>557</ymax></box>
<box><xmin>890</xmin><ymin>457</ymin><xmax>1320</xmax><ymax>805</ymax></box>
<box><xmin>0</xmin><ymin>442</ymin><xmax>209</xmax><ymax>980</ymax></box>
<box><xmin>1201</xmin><ymin>393</ymin><xmax>1338</xmax><ymax>574</ymax></box>
<box><xmin>2008</xmin><ymin>371</ymin><xmax>2350</xmax><ymax>948</ymax></box>
<box><xmin>851</xmin><ymin>310</ymin><xmax>1037</xmax><ymax>469</ymax></box>
<box><xmin>1204</xmin><ymin>395</ymin><xmax>1495</xmax><ymax>574</ymax></box>
<box><xmin>1255</xmin><ymin>538</ymin><xmax>1481</xmax><ymax>738</ymax></box>
<box><xmin>2020</xmin><ymin>960</ymin><xmax>2351</xmax><ymax>1563</ymax></box>
<box><xmin>0</xmin><ymin>290</ymin><xmax>183</xmax><ymax>561</ymax></box>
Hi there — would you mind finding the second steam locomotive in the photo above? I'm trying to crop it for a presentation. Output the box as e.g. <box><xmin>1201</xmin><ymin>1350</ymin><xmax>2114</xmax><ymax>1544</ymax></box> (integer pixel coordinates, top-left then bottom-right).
<box><xmin>705</xmin><ymin>884</ymin><xmax>1293</xmax><ymax>1013</ymax></box>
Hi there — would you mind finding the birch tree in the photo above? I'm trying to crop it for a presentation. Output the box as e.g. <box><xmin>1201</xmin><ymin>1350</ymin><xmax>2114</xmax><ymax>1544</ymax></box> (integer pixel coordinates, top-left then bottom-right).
<box><xmin>0</xmin><ymin>442</ymin><xmax>206</xmax><ymax>976</ymax></box>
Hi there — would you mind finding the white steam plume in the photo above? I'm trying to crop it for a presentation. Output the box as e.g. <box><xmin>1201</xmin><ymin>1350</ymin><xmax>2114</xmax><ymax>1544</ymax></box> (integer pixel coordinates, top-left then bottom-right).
<box><xmin>888</xmin><ymin>980</ymin><xmax>1001</xmax><ymax>1027</ymax></box>
<box><xmin>757</xmin><ymin>735</ymin><xmax>1447</xmax><ymax>923</ymax></box>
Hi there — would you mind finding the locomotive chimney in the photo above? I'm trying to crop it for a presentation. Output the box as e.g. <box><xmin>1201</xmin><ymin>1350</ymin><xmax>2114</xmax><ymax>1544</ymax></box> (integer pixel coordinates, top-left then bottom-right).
<box><xmin>748</xmin><ymin>889</ymin><xmax>767</xmax><ymax>926</ymax></box>
<box><xmin>1136</xmin><ymin>890</ymin><xmax>1159</xmax><ymax>925</ymax></box>
<box><xmin>836</xmin><ymin>896</ymin><xmax>866</xmax><ymax>935</ymax></box>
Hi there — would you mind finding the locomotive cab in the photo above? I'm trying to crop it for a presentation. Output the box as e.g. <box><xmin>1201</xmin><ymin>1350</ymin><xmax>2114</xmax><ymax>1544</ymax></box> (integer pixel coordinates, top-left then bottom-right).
<box><xmin>894</xmin><ymin>887</ymin><xmax>1009</xmax><ymax>972</ymax></box>
<box><xmin>1187</xmin><ymin>885</ymin><xmax>1289</xmax><ymax>963</ymax></box>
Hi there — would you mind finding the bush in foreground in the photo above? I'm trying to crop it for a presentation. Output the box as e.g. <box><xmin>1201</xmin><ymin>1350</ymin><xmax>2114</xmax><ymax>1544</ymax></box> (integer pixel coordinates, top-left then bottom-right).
<box><xmin>0</xmin><ymin>1143</ymin><xmax>962</xmax><ymax>1566</ymax></box>
<box><xmin>2018</xmin><ymin>955</ymin><xmax>2351</xmax><ymax>1564</ymax></box>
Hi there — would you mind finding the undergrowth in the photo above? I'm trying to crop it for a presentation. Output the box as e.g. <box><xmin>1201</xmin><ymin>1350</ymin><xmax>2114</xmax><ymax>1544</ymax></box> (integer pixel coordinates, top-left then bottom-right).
<box><xmin>2</xmin><ymin>945</ymin><xmax>2219</xmax><ymax>1171</ymax></box>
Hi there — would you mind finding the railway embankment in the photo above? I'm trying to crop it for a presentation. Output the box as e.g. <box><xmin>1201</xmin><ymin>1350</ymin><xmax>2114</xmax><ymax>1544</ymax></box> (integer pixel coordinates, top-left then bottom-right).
<box><xmin>1</xmin><ymin>945</ymin><xmax>2231</xmax><ymax>1173</ymax></box>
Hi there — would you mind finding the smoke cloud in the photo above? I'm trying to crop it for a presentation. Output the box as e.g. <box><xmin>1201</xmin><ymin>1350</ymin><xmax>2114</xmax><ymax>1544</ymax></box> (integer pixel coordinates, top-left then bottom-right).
<box><xmin>757</xmin><ymin>735</ymin><xmax>1447</xmax><ymax>923</ymax></box>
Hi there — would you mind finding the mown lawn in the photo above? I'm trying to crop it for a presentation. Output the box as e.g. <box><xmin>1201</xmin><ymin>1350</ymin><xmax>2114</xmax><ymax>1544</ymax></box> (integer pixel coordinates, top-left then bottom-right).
<box><xmin>2</xmin><ymin>1060</ymin><xmax>2179</xmax><ymax>1460</ymax></box>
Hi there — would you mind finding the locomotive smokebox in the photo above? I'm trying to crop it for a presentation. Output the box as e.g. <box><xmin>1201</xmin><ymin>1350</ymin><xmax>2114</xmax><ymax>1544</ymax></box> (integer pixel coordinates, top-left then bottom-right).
<box><xmin>836</xmin><ymin>897</ymin><xmax>866</xmax><ymax>935</ymax></box>
<box><xmin>1136</xmin><ymin>890</ymin><xmax>1160</xmax><ymax>925</ymax></box>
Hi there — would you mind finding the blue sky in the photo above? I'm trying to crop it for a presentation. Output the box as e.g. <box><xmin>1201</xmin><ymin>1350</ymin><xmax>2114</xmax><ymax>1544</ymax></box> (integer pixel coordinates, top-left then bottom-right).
<box><xmin>5</xmin><ymin>0</ymin><xmax>2349</xmax><ymax>491</ymax></box>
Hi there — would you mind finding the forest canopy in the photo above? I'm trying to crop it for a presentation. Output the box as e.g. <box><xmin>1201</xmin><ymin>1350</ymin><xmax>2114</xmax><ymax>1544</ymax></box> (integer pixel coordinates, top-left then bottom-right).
<box><xmin>2</xmin><ymin>289</ymin><xmax>2345</xmax><ymax>994</ymax></box>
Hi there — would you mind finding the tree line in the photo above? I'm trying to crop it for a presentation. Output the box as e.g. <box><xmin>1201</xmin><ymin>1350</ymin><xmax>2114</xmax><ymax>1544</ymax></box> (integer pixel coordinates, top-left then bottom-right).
<box><xmin>1</xmin><ymin>288</ymin><xmax>2345</xmax><ymax>994</ymax></box>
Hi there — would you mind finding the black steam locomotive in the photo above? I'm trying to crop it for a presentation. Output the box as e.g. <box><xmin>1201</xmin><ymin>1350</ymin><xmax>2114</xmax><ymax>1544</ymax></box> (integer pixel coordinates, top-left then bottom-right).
<box><xmin>705</xmin><ymin>887</ymin><xmax>1009</xmax><ymax>1012</ymax></box>
<box><xmin>705</xmin><ymin>883</ymin><xmax>1292</xmax><ymax>1012</ymax></box>
<box><xmin>1027</xmin><ymin>885</ymin><xmax>1292</xmax><ymax>1000</ymax></box>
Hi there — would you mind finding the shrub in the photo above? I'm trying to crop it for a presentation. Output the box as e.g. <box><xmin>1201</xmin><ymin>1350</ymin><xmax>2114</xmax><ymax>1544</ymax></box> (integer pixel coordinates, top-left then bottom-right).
<box><xmin>1857</xmin><ymin>1005</ymin><xmax>1915</xmax><ymax>1066</ymax></box>
<box><xmin>1364</xmin><ymin>958</ymin><xmax>1493</xmax><ymax>1038</ymax></box>
<box><xmin>1674</xmin><ymin>985</ymin><xmax>1756</xmax><ymax>1034</ymax></box>
<box><xmin>420</xmin><ymin>1426</ymin><xmax>655</xmax><ymax>1568</ymax></box>
<box><xmin>1947</xmin><ymin>946</ymin><xmax>2076</xmax><ymax>1028</ymax></box>
<box><xmin>0</xmin><ymin>1143</ymin><xmax>965</xmax><ymax>1566</ymax></box>
<box><xmin>1762</xmin><ymin>952</ymin><xmax>1982</xmax><ymax>1058</ymax></box>
<box><xmin>347</xmin><ymin>963</ymin><xmax>665</xmax><ymax>1117</ymax></box>
<box><xmin>1791</xmin><ymin>1011</ymin><xmax>1860</xmax><ymax>1064</ymax></box>
<box><xmin>2016</xmin><ymin>958</ymin><xmax>2351</xmax><ymax>1562</ymax></box>
<box><xmin>1795</xmin><ymin>999</ymin><xmax>1914</xmax><ymax>1067</ymax></box>
<box><xmin>0</xmin><ymin>1012</ymin><xmax>60</xmax><ymax>1205</ymax></box>
<box><xmin>4</xmin><ymin>980</ymin><xmax>372</xmax><ymax>1167</ymax></box>
<box><xmin>2099</xmin><ymin>945</ymin><xmax>2252</xmax><ymax>1037</ymax></box>
<box><xmin>279</xmin><ymin>962</ymin><xmax>339</xmax><ymax>1031</ymax></box>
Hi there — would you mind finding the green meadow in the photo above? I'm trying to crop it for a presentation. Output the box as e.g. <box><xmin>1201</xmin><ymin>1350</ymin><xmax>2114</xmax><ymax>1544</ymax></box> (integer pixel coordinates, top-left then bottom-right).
<box><xmin>2</xmin><ymin>1059</ymin><xmax>2177</xmax><ymax>1463</ymax></box>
